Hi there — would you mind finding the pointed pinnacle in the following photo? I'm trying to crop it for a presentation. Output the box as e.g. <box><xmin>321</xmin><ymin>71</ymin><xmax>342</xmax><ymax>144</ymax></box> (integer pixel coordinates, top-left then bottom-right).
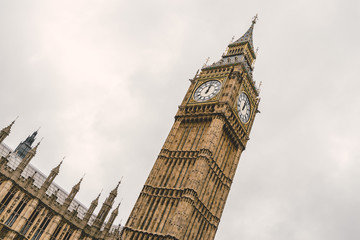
<box><xmin>2</xmin><ymin>118</ymin><xmax>17</xmax><ymax>134</ymax></box>
<box><xmin>73</xmin><ymin>176</ymin><xmax>84</xmax><ymax>190</ymax></box>
<box><xmin>9</xmin><ymin>116</ymin><xmax>18</xmax><ymax>128</ymax></box>
<box><xmin>111</xmin><ymin>202</ymin><xmax>120</xmax><ymax>216</ymax></box>
<box><xmin>52</xmin><ymin>159</ymin><xmax>63</xmax><ymax>173</ymax></box>
<box><xmin>97</xmin><ymin>191</ymin><xmax>102</xmax><ymax>199</ymax></box>
<box><xmin>33</xmin><ymin>141</ymin><xmax>41</xmax><ymax>151</ymax></box>
<box><xmin>91</xmin><ymin>192</ymin><xmax>101</xmax><ymax>206</ymax></box>
<box><xmin>115</xmin><ymin>178</ymin><xmax>122</xmax><ymax>190</ymax></box>
<box><xmin>113</xmin><ymin>203</ymin><xmax>120</xmax><ymax>214</ymax></box>
<box><xmin>27</xmin><ymin>141</ymin><xmax>41</xmax><ymax>157</ymax></box>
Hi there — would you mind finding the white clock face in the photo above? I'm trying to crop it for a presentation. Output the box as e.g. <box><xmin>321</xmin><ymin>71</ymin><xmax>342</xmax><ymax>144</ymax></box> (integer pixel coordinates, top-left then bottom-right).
<box><xmin>237</xmin><ymin>92</ymin><xmax>251</xmax><ymax>123</ymax></box>
<box><xmin>194</xmin><ymin>80</ymin><xmax>222</xmax><ymax>102</ymax></box>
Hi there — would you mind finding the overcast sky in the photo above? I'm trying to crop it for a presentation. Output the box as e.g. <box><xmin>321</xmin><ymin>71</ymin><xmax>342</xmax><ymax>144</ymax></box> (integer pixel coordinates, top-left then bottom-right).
<box><xmin>1</xmin><ymin>0</ymin><xmax>360</xmax><ymax>239</ymax></box>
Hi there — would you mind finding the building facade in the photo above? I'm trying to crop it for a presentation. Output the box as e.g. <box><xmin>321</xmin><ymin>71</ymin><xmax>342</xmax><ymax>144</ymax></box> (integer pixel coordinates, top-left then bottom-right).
<box><xmin>121</xmin><ymin>17</ymin><xmax>260</xmax><ymax>240</ymax></box>
<box><xmin>0</xmin><ymin>122</ymin><xmax>122</xmax><ymax>240</ymax></box>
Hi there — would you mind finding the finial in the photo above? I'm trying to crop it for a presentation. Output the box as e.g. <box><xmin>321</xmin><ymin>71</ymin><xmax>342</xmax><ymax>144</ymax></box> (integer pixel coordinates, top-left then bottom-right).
<box><xmin>256</xmin><ymin>47</ymin><xmax>259</xmax><ymax>56</ymax></box>
<box><xmin>258</xmin><ymin>81</ymin><xmax>263</xmax><ymax>92</ymax></box>
<box><xmin>36</xmin><ymin>126</ymin><xmax>41</xmax><ymax>132</ymax></box>
<box><xmin>11</xmin><ymin>116</ymin><xmax>19</xmax><ymax>126</ymax></box>
<box><xmin>98</xmin><ymin>189</ymin><xmax>102</xmax><ymax>198</ymax></box>
<box><xmin>33</xmin><ymin>141</ymin><xmax>41</xmax><ymax>150</ymax></box>
<box><xmin>55</xmin><ymin>158</ymin><xmax>63</xmax><ymax>168</ymax></box>
<box><xmin>230</xmin><ymin>36</ymin><xmax>235</xmax><ymax>43</ymax></box>
<box><xmin>252</xmin><ymin>14</ymin><xmax>258</xmax><ymax>24</ymax></box>
<box><xmin>76</xmin><ymin>174</ymin><xmax>84</xmax><ymax>185</ymax></box>
<box><xmin>203</xmin><ymin>57</ymin><xmax>210</xmax><ymax>67</ymax></box>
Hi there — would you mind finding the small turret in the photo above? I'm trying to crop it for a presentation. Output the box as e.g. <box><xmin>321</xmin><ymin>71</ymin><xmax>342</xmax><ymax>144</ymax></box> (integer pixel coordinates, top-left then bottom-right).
<box><xmin>104</xmin><ymin>202</ymin><xmax>121</xmax><ymax>234</ymax></box>
<box><xmin>0</xmin><ymin>119</ymin><xmax>16</xmax><ymax>144</ymax></box>
<box><xmin>13</xmin><ymin>141</ymin><xmax>41</xmax><ymax>179</ymax></box>
<box><xmin>92</xmin><ymin>181</ymin><xmax>121</xmax><ymax>230</ymax></box>
<box><xmin>63</xmin><ymin>176</ymin><xmax>83</xmax><ymax>210</ymax></box>
<box><xmin>39</xmin><ymin>160</ymin><xmax>63</xmax><ymax>195</ymax></box>
<box><xmin>84</xmin><ymin>192</ymin><xmax>101</xmax><ymax>224</ymax></box>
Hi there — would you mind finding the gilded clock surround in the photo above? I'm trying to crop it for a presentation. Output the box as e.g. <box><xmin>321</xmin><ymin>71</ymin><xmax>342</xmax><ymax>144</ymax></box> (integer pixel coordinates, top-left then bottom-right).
<box><xmin>193</xmin><ymin>80</ymin><xmax>222</xmax><ymax>103</ymax></box>
<box><xmin>188</xmin><ymin>78</ymin><xmax>226</xmax><ymax>104</ymax></box>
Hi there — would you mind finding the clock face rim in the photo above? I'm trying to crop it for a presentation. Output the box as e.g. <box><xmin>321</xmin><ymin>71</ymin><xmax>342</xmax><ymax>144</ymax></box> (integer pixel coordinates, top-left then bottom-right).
<box><xmin>237</xmin><ymin>92</ymin><xmax>251</xmax><ymax>124</ymax></box>
<box><xmin>193</xmin><ymin>80</ymin><xmax>222</xmax><ymax>102</ymax></box>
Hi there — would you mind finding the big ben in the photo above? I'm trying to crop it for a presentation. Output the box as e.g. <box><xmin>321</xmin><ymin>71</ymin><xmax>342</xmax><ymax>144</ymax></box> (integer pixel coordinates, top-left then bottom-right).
<box><xmin>122</xmin><ymin>16</ymin><xmax>261</xmax><ymax>240</ymax></box>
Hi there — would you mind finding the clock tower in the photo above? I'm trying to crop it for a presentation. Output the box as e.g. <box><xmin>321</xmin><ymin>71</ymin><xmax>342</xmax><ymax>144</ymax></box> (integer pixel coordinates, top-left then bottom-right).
<box><xmin>122</xmin><ymin>16</ymin><xmax>260</xmax><ymax>240</ymax></box>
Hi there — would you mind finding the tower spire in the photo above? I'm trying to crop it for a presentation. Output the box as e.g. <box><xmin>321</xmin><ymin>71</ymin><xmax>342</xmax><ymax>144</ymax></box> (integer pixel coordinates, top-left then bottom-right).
<box><xmin>92</xmin><ymin>181</ymin><xmax>121</xmax><ymax>230</ymax></box>
<box><xmin>231</xmin><ymin>15</ymin><xmax>258</xmax><ymax>53</ymax></box>
<box><xmin>203</xmin><ymin>15</ymin><xmax>258</xmax><ymax>74</ymax></box>
<box><xmin>15</xmin><ymin>129</ymin><xmax>39</xmax><ymax>158</ymax></box>
<box><xmin>14</xmin><ymin>141</ymin><xmax>41</xmax><ymax>179</ymax></box>
<box><xmin>0</xmin><ymin>118</ymin><xmax>17</xmax><ymax>144</ymax></box>
<box><xmin>104</xmin><ymin>202</ymin><xmax>121</xmax><ymax>234</ymax></box>
<box><xmin>84</xmin><ymin>191</ymin><xmax>102</xmax><ymax>224</ymax></box>
<box><xmin>63</xmin><ymin>176</ymin><xmax>84</xmax><ymax>209</ymax></box>
<box><xmin>39</xmin><ymin>159</ymin><xmax>63</xmax><ymax>195</ymax></box>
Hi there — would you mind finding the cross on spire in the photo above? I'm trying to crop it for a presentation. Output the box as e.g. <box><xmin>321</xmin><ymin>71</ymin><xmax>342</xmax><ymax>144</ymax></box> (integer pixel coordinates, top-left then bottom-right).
<box><xmin>252</xmin><ymin>14</ymin><xmax>258</xmax><ymax>24</ymax></box>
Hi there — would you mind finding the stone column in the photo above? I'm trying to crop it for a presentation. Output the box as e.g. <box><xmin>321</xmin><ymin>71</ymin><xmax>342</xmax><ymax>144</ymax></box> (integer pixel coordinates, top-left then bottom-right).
<box><xmin>69</xmin><ymin>229</ymin><xmax>82</xmax><ymax>240</ymax></box>
<box><xmin>13</xmin><ymin>198</ymin><xmax>39</xmax><ymax>232</ymax></box>
<box><xmin>39</xmin><ymin>215</ymin><xmax>62</xmax><ymax>240</ymax></box>
<box><xmin>0</xmin><ymin>180</ymin><xmax>13</xmax><ymax>202</ymax></box>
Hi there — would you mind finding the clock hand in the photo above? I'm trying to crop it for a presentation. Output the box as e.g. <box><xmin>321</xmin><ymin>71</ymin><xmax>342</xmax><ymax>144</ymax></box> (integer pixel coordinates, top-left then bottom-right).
<box><xmin>242</xmin><ymin>102</ymin><xmax>246</xmax><ymax>111</ymax></box>
<box><xmin>205</xmin><ymin>85</ymin><xmax>211</xmax><ymax>94</ymax></box>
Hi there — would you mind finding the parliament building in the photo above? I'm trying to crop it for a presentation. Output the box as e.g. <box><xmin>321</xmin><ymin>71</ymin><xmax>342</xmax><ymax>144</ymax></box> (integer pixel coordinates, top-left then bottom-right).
<box><xmin>0</xmin><ymin>17</ymin><xmax>260</xmax><ymax>240</ymax></box>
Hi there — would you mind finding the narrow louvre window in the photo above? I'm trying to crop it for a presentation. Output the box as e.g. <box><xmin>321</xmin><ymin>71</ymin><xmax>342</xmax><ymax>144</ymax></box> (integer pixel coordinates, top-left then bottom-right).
<box><xmin>20</xmin><ymin>205</ymin><xmax>43</xmax><ymax>234</ymax></box>
<box><xmin>0</xmin><ymin>187</ymin><xmax>17</xmax><ymax>214</ymax></box>
<box><xmin>5</xmin><ymin>196</ymin><xmax>30</xmax><ymax>227</ymax></box>
<box><xmin>50</xmin><ymin>222</ymin><xmax>64</xmax><ymax>240</ymax></box>
<box><xmin>63</xmin><ymin>228</ymin><xmax>74</xmax><ymax>240</ymax></box>
<box><xmin>31</xmin><ymin>213</ymin><xmax>53</xmax><ymax>240</ymax></box>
